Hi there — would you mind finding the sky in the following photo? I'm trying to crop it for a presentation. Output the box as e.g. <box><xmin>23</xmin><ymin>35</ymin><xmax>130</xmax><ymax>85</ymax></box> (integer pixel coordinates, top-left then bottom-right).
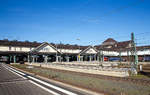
<box><xmin>0</xmin><ymin>0</ymin><xmax>150</xmax><ymax>46</ymax></box>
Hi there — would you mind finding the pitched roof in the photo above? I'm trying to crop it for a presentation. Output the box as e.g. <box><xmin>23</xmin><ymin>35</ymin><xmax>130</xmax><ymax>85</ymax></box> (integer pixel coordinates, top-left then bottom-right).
<box><xmin>102</xmin><ymin>38</ymin><xmax>117</xmax><ymax>45</ymax></box>
<box><xmin>52</xmin><ymin>44</ymin><xmax>88</xmax><ymax>50</ymax></box>
<box><xmin>30</xmin><ymin>42</ymin><xmax>62</xmax><ymax>54</ymax></box>
<box><xmin>79</xmin><ymin>46</ymin><xmax>98</xmax><ymax>55</ymax></box>
<box><xmin>136</xmin><ymin>45</ymin><xmax>150</xmax><ymax>51</ymax></box>
<box><xmin>0</xmin><ymin>39</ymin><xmax>150</xmax><ymax>52</ymax></box>
<box><xmin>0</xmin><ymin>39</ymin><xmax>88</xmax><ymax>50</ymax></box>
<box><xmin>116</xmin><ymin>40</ymin><xmax>131</xmax><ymax>48</ymax></box>
<box><xmin>95</xmin><ymin>40</ymin><xmax>131</xmax><ymax>51</ymax></box>
<box><xmin>0</xmin><ymin>40</ymin><xmax>41</xmax><ymax>47</ymax></box>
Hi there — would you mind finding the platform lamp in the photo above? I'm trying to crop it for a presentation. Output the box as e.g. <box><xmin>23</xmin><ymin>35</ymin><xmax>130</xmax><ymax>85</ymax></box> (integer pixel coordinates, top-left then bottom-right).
<box><xmin>76</xmin><ymin>38</ymin><xmax>80</xmax><ymax>62</ymax></box>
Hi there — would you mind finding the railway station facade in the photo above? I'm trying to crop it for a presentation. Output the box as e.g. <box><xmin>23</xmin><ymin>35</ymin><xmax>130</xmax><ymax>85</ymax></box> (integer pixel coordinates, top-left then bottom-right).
<box><xmin>0</xmin><ymin>38</ymin><xmax>150</xmax><ymax>63</ymax></box>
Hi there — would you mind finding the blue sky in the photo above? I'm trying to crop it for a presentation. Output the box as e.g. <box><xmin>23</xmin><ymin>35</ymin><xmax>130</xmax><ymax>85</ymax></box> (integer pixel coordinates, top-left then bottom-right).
<box><xmin>0</xmin><ymin>0</ymin><xmax>150</xmax><ymax>46</ymax></box>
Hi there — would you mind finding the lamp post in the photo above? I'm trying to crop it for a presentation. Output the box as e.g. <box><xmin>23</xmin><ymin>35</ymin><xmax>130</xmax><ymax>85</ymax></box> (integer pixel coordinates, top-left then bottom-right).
<box><xmin>56</xmin><ymin>44</ymin><xmax>58</xmax><ymax>62</ymax></box>
<box><xmin>76</xmin><ymin>38</ymin><xmax>80</xmax><ymax>62</ymax></box>
<box><xmin>59</xmin><ymin>41</ymin><xmax>62</xmax><ymax>62</ymax></box>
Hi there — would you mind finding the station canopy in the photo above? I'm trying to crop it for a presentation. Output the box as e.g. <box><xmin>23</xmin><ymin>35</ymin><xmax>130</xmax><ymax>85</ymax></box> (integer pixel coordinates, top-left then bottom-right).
<box><xmin>79</xmin><ymin>46</ymin><xmax>98</xmax><ymax>55</ymax></box>
<box><xmin>30</xmin><ymin>42</ymin><xmax>61</xmax><ymax>54</ymax></box>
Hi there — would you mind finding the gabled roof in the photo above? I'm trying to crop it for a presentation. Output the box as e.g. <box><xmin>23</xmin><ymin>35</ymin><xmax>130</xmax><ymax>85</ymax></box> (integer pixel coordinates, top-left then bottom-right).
<box><xmin>95</xmin><ymin>40</ymin><xmax>131</xmax><ymax>51</ymax></box>
<box><xmin>116</xmin><ymin>40</ymin><xmax>131</xmax><ymax>48</ymax></box>
<box><xmin>79</xmin><ymin>46</ymin><xmax>98</xmax><ymax>55</ymax></box>
<box><xmin>0</xmin><ymin>39</ymin><xmax>88</xmax><ymax>50</ymax></box>
<box><xmin>30</xmin><ymin>42</ymin><xmax>62</xmax><ymax>54</ymax></box>
<box><xmin>102</xmin><ymin>38</ymin><xmax>117</xmax><ymax>45</ymax></box>
<box><xmin>136</xmin><ymin>45</ymin><xmax>150</xmax><ymax>51</ymax></box>
<box><xmin>1</xmin><ymin>39</ymin><xmax>150</xmax><ymax>53</ymax></box>
<box><xmin>52</xmin><ymin>44</ymin><xmax>88</xmax><ymax>50</ymax></box>
<box><xmin>0</xmin><ymin>40</ymin><xmax>41</xmax><ymax>47</ymax></box>
<box><xmin>103</xmin><ymin>38</ymin><xmax>117</xmax><ymax>43</ymax></box>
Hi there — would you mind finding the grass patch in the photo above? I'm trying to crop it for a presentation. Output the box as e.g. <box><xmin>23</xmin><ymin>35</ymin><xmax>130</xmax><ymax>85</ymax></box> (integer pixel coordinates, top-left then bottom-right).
<box><xmin>11</xmin><ymin>64</ymin><xmax>150</xmax><ymax>95</ymax></box>
<box><xmin>129</xmin><ymin>74</ymin><xmax>150</xmax><ymax>79</ymax></box>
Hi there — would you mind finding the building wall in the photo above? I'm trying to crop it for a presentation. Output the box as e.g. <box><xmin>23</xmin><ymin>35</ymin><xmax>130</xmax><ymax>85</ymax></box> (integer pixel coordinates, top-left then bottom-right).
<box><xmin>103</xmin><ymin>51</ymin><xmax>119</xmax><ymax>56</ymax></box>
<box><xmin>137</xmin><ymin>50</ymin><xmax>150</xmax><ymax>55</ymax></box>
<box><xmin>0</xmin><ymin>46</ymin><xmax>9</xmax><ymax>51</ymax></box>
<box><xmin>0</xmin><ymin>46</ymin><xmax>33</xmax><ymax>52</ymax></box>
<box><xmin>22</xmin><ymin>47</ymin><xmax>32</xmax><ymax>52</ymax></box>
<box><xmin>0</xmin><ymin>45</ymin><xmax>150</xmax><ymax>56</ymax></box>
<box><xmin>58</xmin><ymin>49</ymin><xmax>81</xmax><ymax>54</ymax></box>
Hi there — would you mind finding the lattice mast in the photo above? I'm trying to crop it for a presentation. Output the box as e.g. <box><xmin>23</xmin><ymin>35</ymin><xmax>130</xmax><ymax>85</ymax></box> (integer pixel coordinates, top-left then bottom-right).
<box><xmin>130</xmin><ymin>32</ymin><xmax>138</xmax><ymax>73</ymax></box>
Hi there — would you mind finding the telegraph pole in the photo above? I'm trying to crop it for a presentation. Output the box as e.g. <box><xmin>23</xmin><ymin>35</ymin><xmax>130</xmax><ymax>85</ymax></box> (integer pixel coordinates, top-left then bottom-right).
<box><xmin>56</xmin><ymin>44</ymin><xmax>58</xmax><ymax>62</ymax></box>
<box><xmin>130</xmin><ymin>32</ymin><xmax>138</xmax><ymax>75</ymax></box>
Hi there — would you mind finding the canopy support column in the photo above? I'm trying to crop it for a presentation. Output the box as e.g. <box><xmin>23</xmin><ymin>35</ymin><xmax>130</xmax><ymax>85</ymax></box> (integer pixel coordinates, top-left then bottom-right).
<box><xmin>13</xmin><ymin>55</ymin><xmax>16</xmax><ymax>63</ymax></box>
<box><xmin>94</xmin><ymin>54</ymin><xmax>97</xmax><ymax>61</ymax></box>
<box><xmin>32</xmin><ymin>56</ymin><xmax>35</xmax><ymax>63</ymax></box>
<box><xmin>28</xmin><ymin>54</ymin><xmax>30</xmax><ymax>63</ymax></box>
<box><xmin>66</xmin><ymin>56</ymin><xmax>70</xmax><ymax>62</ymax></box>
<box><xmin>89</xmin><ymin>55</ymin><xmax>92</xmax><ymax>62</ymax></box>
<box><xmin>44</xmin><ymin>55</ymin><xmax>48</xmax><ymax>63</ymax></box>
<box><xmin>56</xmin><ymin>56</ymin><xmax>59</xmax><ymax>62</ymax></box>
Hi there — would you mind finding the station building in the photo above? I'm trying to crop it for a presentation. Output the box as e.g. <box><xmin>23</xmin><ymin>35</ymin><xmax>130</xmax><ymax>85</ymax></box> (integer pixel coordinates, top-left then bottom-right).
<box><xmin>0</xmin><ymin>38</ymin><xmax>150</xmax><ymax>63</ymax></box>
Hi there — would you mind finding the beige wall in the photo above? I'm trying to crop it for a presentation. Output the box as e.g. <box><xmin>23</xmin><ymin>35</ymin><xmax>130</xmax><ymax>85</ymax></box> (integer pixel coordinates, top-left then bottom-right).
<box><xmin>58</xmin><ymin>49</ymin><xmax>81</xmax><ymax>54</ymax></box>
<box><xmin>103</xmin><ymin>51</ymin><xmax>119</xmax><ymax>56</ymax></box>
<box><xmin>0</xmin><ymin>46</ymin><xmax>9</xmax><ymax>51</ymax></box>
<box><xmin>22</xmin><ymin>47</ymin><xmax>31</xmax><ymax>52</ymax></box>
<box><xmin>0</xmin><ymin>45</ymin><xmax>150</xmax><ymax>56</ymax></box>
<box><xmin>0</xmin><ymin>46</ymin><xmax>32</xmax><ymax>52</ymax></box>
